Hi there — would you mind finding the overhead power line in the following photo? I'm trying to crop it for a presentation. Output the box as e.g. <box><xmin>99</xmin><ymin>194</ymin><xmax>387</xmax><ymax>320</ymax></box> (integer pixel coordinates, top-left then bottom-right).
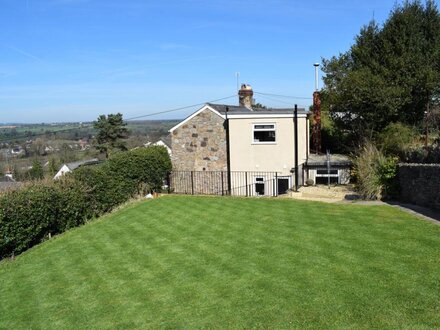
<box><xmin>254</xmin><ymin>91</ymin><xmax>312</xmax><ymax>100</ymax></box>
<box><xmin>0</xmin><ymin>92</ymin><xmax>310</xmax><ymax>143</ymax></box>
<box><xmin>124</xmin><ymin>95</ymin><xmax>236</xmax><ymax>121</ymax></box>
<box><xmin>255</xmin><ymin>94</ymin><xmax>296</xmax><ymax>106</ymax></box>
<box><xmin>0</xmin><ymin>95</ymin><xmax>237</xmax><ymax>143</ymax></box>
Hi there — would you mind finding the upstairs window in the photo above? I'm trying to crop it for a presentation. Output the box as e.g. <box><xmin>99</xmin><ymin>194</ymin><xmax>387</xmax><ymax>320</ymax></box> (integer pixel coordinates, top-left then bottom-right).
<box><xmin>253</xmin><ymin>123</ymin><xmax>276</xmax><ymax>143</ymax></box>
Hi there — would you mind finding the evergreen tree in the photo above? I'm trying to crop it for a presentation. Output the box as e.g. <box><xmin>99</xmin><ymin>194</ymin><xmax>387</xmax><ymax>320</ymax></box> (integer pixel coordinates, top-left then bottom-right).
<box><xmin>93</xmin><ymin>113</ymin><xmax>129</xmax><ymax>158</ymax></box>
<box><xmin>322</xmin><ymin>0</ymin><xmax>440</xmax><ymax>143</ymax></box>
<box><xmin>28</xmin><ymin>159</ymin><xmax>44</xmax><ymax>180</ymax></box>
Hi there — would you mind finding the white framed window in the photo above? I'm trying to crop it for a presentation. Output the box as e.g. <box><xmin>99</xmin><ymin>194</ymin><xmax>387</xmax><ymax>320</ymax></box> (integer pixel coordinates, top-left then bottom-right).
<box><xmin>316</xmin><ymin>169</ymin><xmax>339</xmax><ymax>184</ymax></box>
<box><xmin>253</xmin><ymin>123</ymin><xmax>276</xmax><ymax>143</ymax></box>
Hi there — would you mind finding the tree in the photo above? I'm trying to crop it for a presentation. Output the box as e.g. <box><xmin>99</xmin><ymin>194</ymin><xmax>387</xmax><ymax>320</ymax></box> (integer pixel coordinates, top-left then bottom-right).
<box><xmin>321</xmin><ymin>0</ymin><xmax>440</xmax><ymax>144</ymax></box>
<box><xmin>48</xmin><ymin>158</ymin><xmax>59</xmax><ymax>177</ymax></box>
<box><xmin>59</xmin><ymin>143</ymin><xmax>76</xmax><ymax>163</ymax></box>
<box><xmin>377</xmin><ymin>122</ymin><xmax>417</xmax><ymax>156</ymax></box>
<box><xmin>12</xmin><ymin>164</ymin><xmax>22</xmax><ymax>181</ymax></box>
<box><xmin>93</xmin><ymin>113</ymin><xmax>129</xmax><ymax>158</ymax></box>
<box><xmin>28</xmin><ymin>159</ymin><xmax>44</xmax><ymax>180</ymax></box>
<box><xmin>32</xmin><ymin>138</ymin><xmax>46</xmax><ymax>156</ymax></box>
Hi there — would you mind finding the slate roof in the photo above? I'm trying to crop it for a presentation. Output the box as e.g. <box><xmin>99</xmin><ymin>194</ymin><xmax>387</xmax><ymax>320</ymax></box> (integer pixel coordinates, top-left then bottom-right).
<box><xmin>306</xmin><ymin>154</ymin><xmax>352</xmax><ymax>167</ymax></box>
<box><xmin>65</xmin><ymin>158</ymin><xmax>100</xmax><ymax>171</ymax></box>
<box><xmin>169</xmin><ymin>103</ymin><xmax>308</xmax><ymax>133</ymax></box>
<box><xmin>207</xmin><ymin>103</ymin><xmax>307</xmax><ymax>115</ymax></box>
<box><xmin>159</xmin><ymin>135</ymin><xmax>171</xmax><ymax>148</ymax></box>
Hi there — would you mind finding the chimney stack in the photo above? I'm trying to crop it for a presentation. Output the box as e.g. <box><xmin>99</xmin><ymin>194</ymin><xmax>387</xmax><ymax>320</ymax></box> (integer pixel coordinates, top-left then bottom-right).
<box><xmin>238</xmin><ymin>84</ymin><xmax>254</xmax><ymax>109</ymax></box>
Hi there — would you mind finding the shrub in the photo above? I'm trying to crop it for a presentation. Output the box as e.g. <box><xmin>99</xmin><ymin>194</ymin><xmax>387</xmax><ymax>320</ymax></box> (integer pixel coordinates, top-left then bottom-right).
<box><xmin>377</xmin><ymin>122</ymin><xmax>417</xmax><ymax>157</ymax></box>
<box><xmin>53</xmin><ymin>177</ymin><xmax>93</xmax><ymax>231</ymax></box>
<box><xmin>352</xmin><ymin>142</ymin><xmax>398</xmax><ymax>200</ymax></box>
<box><xmin>108</xmin><ymin>146</ymin><xmax>172</xmax><ymax>193</ymax></box>
<box><xmin>0</xmin><ymin>179</ymin><xmax>92</xmax><ymax>258</ymax></box>
<box><xmin>0</xmin><ymin>184</ymin><xmax>60</xmax><ymax>257</ymax></box>
<box><xmin>404</xmin><ymin>143</ymin><xmax>440</xmax><ymax>163</ymax></box>
<box><xmin>71</xmin><ymin>164</ymin><xmax>136</xmax><ymax>217</ymax></box>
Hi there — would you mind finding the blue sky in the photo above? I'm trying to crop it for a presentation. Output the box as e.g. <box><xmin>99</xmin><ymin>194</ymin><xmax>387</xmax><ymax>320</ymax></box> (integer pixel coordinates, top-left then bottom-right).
<box><xmin>0</xmin><ymin>0</ymin><xmax>414</xmax><ymax>123</ymax></box>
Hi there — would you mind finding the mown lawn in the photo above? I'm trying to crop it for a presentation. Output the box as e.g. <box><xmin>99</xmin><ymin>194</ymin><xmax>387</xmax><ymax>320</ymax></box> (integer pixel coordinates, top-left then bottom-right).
<box><xmin>0</xmin><ymin>196</ymin><xmax>439</xmax><ymax>329</ymax></box>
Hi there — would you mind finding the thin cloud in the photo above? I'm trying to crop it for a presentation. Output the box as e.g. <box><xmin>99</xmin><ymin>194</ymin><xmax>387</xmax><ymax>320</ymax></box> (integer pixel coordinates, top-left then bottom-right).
<box><xmin>102</xmin><ymin>56</ymin><xmax>220</xmax><ymax>80</ymax></box>
<box><xmin>2</xmin><ymin>44</ymin><xmax>43</xmax><ymax>63</ymax></box>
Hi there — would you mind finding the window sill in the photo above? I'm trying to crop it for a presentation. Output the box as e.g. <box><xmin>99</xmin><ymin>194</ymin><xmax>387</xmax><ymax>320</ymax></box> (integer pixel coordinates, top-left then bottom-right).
<box><xmin>252</xmin><ymin>142</ymin><xmax>277</xmax><ymax>145</ymax></box>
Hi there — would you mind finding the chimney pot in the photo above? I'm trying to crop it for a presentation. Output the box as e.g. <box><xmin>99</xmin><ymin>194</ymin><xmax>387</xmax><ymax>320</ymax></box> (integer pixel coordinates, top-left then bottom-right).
<box><xmin>238</xmin><ymin>84</ymin><xmax>254</xmax><ymax>109</ymax></box>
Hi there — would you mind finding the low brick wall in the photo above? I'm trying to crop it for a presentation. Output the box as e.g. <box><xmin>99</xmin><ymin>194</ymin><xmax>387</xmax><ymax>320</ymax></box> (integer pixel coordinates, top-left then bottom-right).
<box><xmin>398</xmin><ymin>163</ymin><xmax>440</xmax><ymax>210</ymax></box>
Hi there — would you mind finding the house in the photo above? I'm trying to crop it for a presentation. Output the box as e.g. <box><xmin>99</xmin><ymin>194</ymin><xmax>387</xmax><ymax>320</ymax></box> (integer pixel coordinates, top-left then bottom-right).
<box><xmin>145</xmin><ymin>137</ymin><xmax>172</xmax><ymax>156</ymax></box>
<box><xmin>10</xmin><ymin>147</ymin><xmax>24</xmax><ymax>156</ymax></box>
<box><xmin>78</xmin><ymin>139</ymin><xmax>90</xmax><ymax>151</ymax></box>
<box><xmin>54</xmin><ymin>158</ymin><xmax>100</xmax><ymax>180</ymax></box>
<box><xmin>169</xmin><ymin>84</ymin><xmax>310</xmax><ymax>196</ymax></box>
<box><xmin>0</xmin><ymin>173</ymin><xmax>22</xmax><ymax>192</ymax></box>
<box><xmin>153</xmin><ymin>137</ymin><xmax>172</xmax><ymax>156</ymax></box>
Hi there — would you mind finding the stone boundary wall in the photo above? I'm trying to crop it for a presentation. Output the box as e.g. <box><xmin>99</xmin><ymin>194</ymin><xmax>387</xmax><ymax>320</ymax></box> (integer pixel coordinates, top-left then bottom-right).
<box><xmin>398</xmin><ymin>163</ymin><xmax>440</xmax><ymax>210</ymax></box>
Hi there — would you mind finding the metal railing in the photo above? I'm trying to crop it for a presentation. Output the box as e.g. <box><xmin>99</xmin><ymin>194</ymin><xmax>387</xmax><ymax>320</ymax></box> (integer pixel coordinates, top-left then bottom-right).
<box><xmin>170</xmin><ymin>171</ymin><xmax>294</xmax><ymax>197</ymax></box>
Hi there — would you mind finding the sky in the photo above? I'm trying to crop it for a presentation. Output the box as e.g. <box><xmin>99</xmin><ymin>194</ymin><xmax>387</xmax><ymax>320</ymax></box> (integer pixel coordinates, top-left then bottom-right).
<box><xmin>0</xmin><ymin>0</ymin><xmax>419</xmax><ymax>123</ymax></box>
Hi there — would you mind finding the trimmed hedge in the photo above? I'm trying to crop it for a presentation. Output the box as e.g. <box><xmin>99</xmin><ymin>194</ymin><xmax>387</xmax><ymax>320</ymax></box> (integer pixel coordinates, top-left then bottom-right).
<box><xmin>0</xmin><ymin>184</ymin><xmax>60</xmax><ymax>257</ymax></box>
<box><xmin>107</xmin><ymin>146</ymin><xmax>172</xmax><ymax>192</ymax></box>
<box><xmin>71</xmin><ymin>164</ymin><xmax>136</xmax><ymax>217</ymax></box>
<box><xmin>0</xmin><ymin>146</ymin><xmax>171</xmax><ymax>259</ymax></box>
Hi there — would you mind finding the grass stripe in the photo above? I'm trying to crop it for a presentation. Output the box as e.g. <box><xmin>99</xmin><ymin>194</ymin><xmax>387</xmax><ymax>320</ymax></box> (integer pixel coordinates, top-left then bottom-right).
<box><xmin>0</xmin><ymin>196</ymin><xmax>439</xmax><ymax>329</ymax></box>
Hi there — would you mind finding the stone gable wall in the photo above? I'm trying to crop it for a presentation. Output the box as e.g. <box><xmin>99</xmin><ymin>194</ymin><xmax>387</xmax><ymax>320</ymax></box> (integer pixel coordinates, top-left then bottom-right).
<box><xmin>398</xmin><ymin>163</ymin><xmax>440</xmax><ymax>210</ymax></box>
<box><xmin>171</xmin><ymin>109</ymin><xmax>227</xmax><ymax>171</ymax></box>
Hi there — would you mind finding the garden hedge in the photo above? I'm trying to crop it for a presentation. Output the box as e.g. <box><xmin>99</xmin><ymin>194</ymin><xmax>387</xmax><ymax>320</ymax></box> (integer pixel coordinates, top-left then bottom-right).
<box><xmin>107</xmin><ymin>146</ymin><xmax>172</xmax><ymax>192</ymax></box>
<box><xmin>0</xmin><ymin>146</ymin><xmax>171</xmax><ymax>259</ymax></box>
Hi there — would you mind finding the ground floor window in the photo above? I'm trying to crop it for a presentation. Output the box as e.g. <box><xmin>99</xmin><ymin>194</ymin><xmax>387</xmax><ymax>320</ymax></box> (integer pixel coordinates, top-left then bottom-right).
<box><xmin>277</xmin><ymin>177</ymin><xmax>290</xmax><ymax>195</ymax></box>
<box><xmin>255</xmin><ymin>177</ymin><xmax>265</xmax><ymax>195</ymax></box>
<box><xmin>315</xmin><ymin>169</ymin><xmax>339</xmax><ymax>184</ymax></box>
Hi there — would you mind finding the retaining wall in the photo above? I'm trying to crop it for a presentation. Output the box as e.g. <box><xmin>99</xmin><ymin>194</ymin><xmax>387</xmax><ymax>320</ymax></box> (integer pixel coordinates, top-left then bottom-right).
<box><xmin>398</xmin><ymin>163</ymin><xmax>440</xmax><ymax>210</ymax></box>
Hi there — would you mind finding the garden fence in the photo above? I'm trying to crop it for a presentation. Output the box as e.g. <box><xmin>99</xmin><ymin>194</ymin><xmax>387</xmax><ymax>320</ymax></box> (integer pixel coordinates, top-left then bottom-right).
<box><xmin>170</xmin><ymin>171</ymin><xmax>295</xmax><ymax>197</ymax></box>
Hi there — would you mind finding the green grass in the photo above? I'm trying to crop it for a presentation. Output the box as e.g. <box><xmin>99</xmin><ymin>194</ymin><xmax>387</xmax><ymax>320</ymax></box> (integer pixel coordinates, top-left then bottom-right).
<box><xmin>1</xmin><ymin>196</ymin><xmax>439</xmax><ymax>329</ymax></box>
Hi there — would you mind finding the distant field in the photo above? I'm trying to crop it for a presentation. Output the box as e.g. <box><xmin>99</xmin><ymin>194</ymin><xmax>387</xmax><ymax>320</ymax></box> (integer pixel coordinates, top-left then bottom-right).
<box><xmin>0</xmin><ymin>123</ymin><xmax>86</xmax><ymax>133</ymax></box>
<box><xmin>0</xmin><ymin>196</ymin><xmax>439</xmax><ymax>328</ymax></box>
<box><xmin>0</xmin><ymin>120</ymin><xmax>179</xmax><ymax>143</ymax></box>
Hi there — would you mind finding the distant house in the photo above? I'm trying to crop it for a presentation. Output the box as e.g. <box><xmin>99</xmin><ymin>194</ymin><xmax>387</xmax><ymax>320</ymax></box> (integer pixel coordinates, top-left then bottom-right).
<box><xmin>54</xmin><ymin>158</ymin><xmax>100</xmax><ymax>179</ymax></box>
<box><xmin>10</xmin><ymin>147</ymin><xmax>24</xmax><ymax>156</ymax></box>
<box><xmin>153</xmin><ymin>137</ymin><xmax>171</xmax><ymax>155</ymax></box>
<box><xmin>78</xmin><ymin>139</ymin><xmax>90</xmax><ymax>150</ymax></box>
<box><xmin>0</xmin><ymin>174</ymin><xmax>22</xmax><ymax>192</ymax></box>
<box><xmin>144</xmin><ymin>137</ymin><xmax>172</xmax><ymax>155</ymax></box>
